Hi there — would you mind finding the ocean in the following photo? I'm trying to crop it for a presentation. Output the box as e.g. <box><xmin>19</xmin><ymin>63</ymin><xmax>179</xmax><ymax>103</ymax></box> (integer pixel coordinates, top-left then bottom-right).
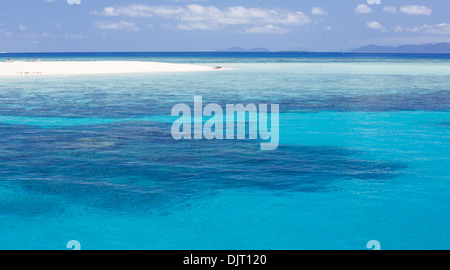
<box><xmin>0</xmin><ymin>52</ymin><xmax>449</xmax><ymax>250</ymax></box>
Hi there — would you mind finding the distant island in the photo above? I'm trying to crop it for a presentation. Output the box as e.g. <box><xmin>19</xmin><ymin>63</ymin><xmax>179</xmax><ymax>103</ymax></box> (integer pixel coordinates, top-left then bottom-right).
<box><xmin>216</xmin><ymin>47</ymin><xmax>270</xmax><ymax>52</ymax></box>
<box><xmin>350</xmin><ymin>42</ymin><xmax>450</xmax><ymax>54</ymax></box>
<box><xmin>216</xmin><ymin>43</ymin><xmax>450</xmax><ymax>54</ymax></box>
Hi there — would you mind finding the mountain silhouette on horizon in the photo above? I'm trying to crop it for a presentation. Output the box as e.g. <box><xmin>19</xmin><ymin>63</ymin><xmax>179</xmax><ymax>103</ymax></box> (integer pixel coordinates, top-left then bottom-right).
<box><xmin>216</xmin><ymin>46</ymin><xmax>270</xmax><ymax>52</ymax></box>
<box><xmin>350</xmin><ymin>42</ymin><xmax>450</xmax><ymax>54</ymax></box>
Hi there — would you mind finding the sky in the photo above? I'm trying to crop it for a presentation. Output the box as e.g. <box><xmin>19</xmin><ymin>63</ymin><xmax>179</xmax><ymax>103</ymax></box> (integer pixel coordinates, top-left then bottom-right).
<box><xmin>0</xmin><ymin>0</ymin><xmax>449</xmax><ymax>52</ymax></box>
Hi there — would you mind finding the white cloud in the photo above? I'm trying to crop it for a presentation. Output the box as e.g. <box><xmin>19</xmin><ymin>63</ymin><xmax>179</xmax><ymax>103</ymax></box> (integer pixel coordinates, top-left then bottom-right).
<box><xmin>67</xmin><ymin>0</ymin><xmax>81</xmax><ymax>5</ymax></box>
<box><xmin>92</xmin><ymin>4</ymin><xmax>311</xmax><ymax>31</ymax></box>
<box><xmin>311</xmin><ymin>7</ymin><xmax>328</xmax><ymax>16</ymax></box>
<box><xmin>23</xmin><ymin>32</ymin><xmax>52</xmax><ymax>39</ymax></box>
<box><xmin>407</xmin><ymin>23</ymin><xmax>450</xmax><ymax>34</ymax></box>
<box><xmin>46</xmin><ymin>0</ymin><xmax>82</xmax><ymax>5</ymax></box>
<box><xmin>400</xmin><ymin>5</ymin><xmax>432</xmax><ymax>16</ymax></box>
<box><xmin>383</xmin><ymin>6</ymin><xmax>397</xmax><ymax>14</ymax></box>
<box><xmin>245</xmin><ymin>24</ymin><xmax>288</xmax><ymax>34</ymax></box>
<box><xmin>393</xmin><ymin>26</ymin><xmax>403</xmax><ymax>33</ymax></box>
<box><xmin>19</xmin><ymin>24</ymin><xmax>28</xmax><ymax>31</ymax></box>
<box><xmin>355</xmin><ymin>4</ymin><xmax>372</xmax><ymax>14</ymax></box>
<box><xmin>93</xmin><ymin>5</ymin><xmax>155</xmax><ymax>17</ymax></box>
<box><xmin>93</xmin><ymin>21</ymin><xmax>140</xmax><ymax>31</ymax></box>
<box><xmin>176</xmin><ymin>22</ymin><xmax>219</xmax><ymax>30</ymax></box>
<box><xmin>366</xmin><ymin>21</ymin><xmax>385</xmax><ymax>31</ymax></box>
<box><xmin>1</xmin><ymin>31</ymin><xmax>51</xmax><ymax>39</ymax></box>
<box><xmin>171</xmin><ymin>0</ymin><xmax>207</xmax><ymax>2</ymax></box>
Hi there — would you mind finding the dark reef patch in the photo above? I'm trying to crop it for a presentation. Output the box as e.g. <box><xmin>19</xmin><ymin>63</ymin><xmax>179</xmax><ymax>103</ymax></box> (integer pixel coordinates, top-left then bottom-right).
<box><xmin>0</xmin><ymin>121</ymin><xmax>407</xmax><ymax>215</ymax></box>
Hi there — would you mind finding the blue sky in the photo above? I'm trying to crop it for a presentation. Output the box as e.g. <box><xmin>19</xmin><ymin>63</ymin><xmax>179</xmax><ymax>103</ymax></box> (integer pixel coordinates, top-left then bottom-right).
<box><xmin>0</xmin><ymin>0</ymin><xmax>449</xmax><ymax>52</ymax></box>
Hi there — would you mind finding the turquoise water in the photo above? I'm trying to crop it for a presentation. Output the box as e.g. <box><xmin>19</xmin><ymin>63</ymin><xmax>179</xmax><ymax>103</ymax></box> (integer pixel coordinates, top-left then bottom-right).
<box><xmin>0</xmin><ymin>53</ymin><xmax>449</xmax><ymax>250</ymax></box>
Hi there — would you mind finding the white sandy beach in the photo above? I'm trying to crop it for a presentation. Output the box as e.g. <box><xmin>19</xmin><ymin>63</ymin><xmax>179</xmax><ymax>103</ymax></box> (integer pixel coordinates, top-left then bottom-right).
<box><xmin>0</xmin><ymin>61</ymin><xmax>223</xmax><ymax>76</ymax></box>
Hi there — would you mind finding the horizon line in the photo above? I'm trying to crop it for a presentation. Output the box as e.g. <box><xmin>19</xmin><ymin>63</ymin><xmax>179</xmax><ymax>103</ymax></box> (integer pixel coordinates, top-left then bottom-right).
<box><xmin>1</xmin><ymin>51</ymin><xmax>450</xmax><ymax>55</ymax></box>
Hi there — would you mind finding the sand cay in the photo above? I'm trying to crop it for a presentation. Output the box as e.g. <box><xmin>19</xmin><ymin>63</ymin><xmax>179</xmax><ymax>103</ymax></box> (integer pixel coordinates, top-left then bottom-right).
<box><xmin>0</xmin><ymin>61</ymin><xmax>224</xmax><ymax>76</ymax></box>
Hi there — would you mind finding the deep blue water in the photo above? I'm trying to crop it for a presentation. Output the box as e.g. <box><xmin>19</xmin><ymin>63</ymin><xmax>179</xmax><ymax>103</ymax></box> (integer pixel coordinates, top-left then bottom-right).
<box><xmin>3</xmin><ymin>51</ymin><xmax>450</xmax><ymax>63</ymax></box>
<box><xmin>0</xmin><ymin>53</ymin><xmax>449</xmax><ymax>250</ymax></box>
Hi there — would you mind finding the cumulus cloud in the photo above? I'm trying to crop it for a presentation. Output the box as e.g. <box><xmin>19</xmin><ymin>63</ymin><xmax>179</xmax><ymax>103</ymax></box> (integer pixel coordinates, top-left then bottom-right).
<box><xmin>176</xmin><ymin>22</ymin><xmax>219</xmax><ymax>30</ymax></box>
<box><xmin>19</xmin><ymin>24</ymin><xmax>28</xmax><ymax>31</ymax></box>
<box><xmin>366</xmin><ymin>21</ymin><xmax>385</xmax><ymax>31</ymax></box>
<box><xmin>400</xmin><ymin>5</ymin><xmax>432</xmax><ymax>16</ymax></box>
<box><xmin>22</xmin><ymin>32</ymin><xmax>52</xmax><ymax>39</ymax></box>
<box><xmin>407</xmin><ymin>23</ymin><xmax>450</xmax><ymax>34</ymax></box>
<box><xmin>67</xmin><ymin>0</ymin><xmax>81</xmax><ymax>5</ymax></box>
<box><xmin>93</xmin><ymin>21</ymin><xmax>140</xmax><ymax>31</ymax></box>
<box><xmin>92</xmin><ymin>4</ymin><xmax>310</xmax><ymax>31</ymax></box>
<box><xmin>46</xmin><ymin>0</ymin><xmax>82</xmax><ymax>5</ymax></box>
<box><xmin>383</xmin><ymin>6</ymin><xmax>397</xmax><ymax>14</ymax></box>
<box><xmin>393</xmin><ymin>26</ymin><xmax>403</xmax><ymax>33</ymax></box>
<box><xmin>355</xmin><ymin>4</ymin><xmax>372</xmax><ymax>14</ymax></box>
<box><xmin>171</xmin><ymin>0</ymin><xmax>207</xmax><ymax>2</ymax></box>
<box><xmin>311</xmin><ymin>7</ymin><xmax>328</xmax><ymax>16</ymax></box>
<box><xmin>245</xmin><ymin>24</ymin><xmax>288</xmax><ymax>34</ymax></box>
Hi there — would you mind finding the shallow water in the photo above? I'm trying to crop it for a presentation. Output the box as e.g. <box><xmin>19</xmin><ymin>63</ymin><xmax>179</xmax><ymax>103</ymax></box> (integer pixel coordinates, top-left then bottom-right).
<box><xmin>0</xmin><ymin>53</ymin><xmax>449</xmax><ymax>249</ymax></box>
